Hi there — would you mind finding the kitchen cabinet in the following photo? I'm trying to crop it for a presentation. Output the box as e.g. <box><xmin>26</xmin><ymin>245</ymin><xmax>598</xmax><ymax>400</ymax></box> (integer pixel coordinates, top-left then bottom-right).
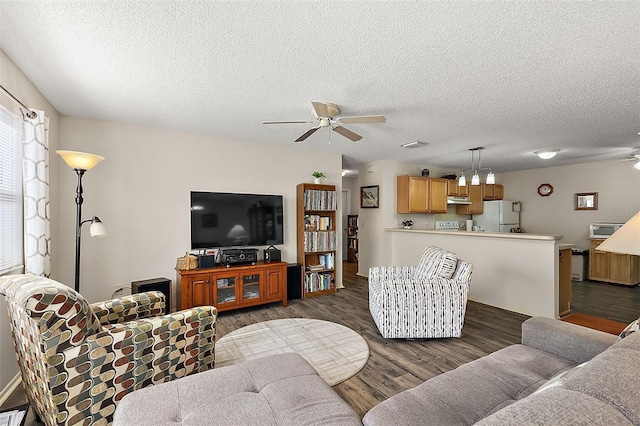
<box><xmin>456</xmin><ymin>184</ymin><xmax>483</xmax><ymax>215</ymax></box>
<box><xmin>559</xmin><ymin>248</ymin><xmax>572</xmax><ymax>317</ymax></box>
<box><xmin>589</xmin><ymin>239</ymin><xmax>640</xmax><ymax>286</ymax></box>
<box><xmin>446</xmin><ymin>180</ymin><xmax>469</xmax><ymax>197</ymax></box>
<box><xmin>482</xmin><ymin>184</ymin><xmax>504</xmax><ymax>200</ymax></box>
<box><xmin>397</xmin><ymin>176</ymin><xmax>448</xmax><ymax>213</ymax></box>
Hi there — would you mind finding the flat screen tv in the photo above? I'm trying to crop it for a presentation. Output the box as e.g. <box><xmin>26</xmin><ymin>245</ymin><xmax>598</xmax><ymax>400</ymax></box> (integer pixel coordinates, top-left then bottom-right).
<box><xmin>190</xmin><ymin>191</ymin><xmax>284</xmax><ymax>249</ymax></box>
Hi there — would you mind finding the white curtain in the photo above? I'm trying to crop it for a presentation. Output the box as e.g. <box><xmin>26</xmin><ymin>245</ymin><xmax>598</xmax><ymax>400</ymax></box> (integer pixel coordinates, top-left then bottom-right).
<box><xmin>22</xmin><ymin>110</ymin><xmax>51</xmax><ymax>277</ymax></box>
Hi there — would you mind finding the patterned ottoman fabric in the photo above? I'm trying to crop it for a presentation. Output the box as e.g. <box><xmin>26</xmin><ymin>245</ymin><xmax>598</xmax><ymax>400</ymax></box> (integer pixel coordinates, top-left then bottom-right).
<box><xmin>0</xmin><ymin>274</ymin><xmax>217</xmax><ymax>426</ymax></box>
<box><xmin>369</xmin><ymin>246</ymin><xmax>473</xmax><ymax>339</ymax></box>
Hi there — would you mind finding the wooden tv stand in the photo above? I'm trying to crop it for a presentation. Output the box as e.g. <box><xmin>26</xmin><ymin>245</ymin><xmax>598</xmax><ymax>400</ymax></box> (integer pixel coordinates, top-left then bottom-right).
<box><xmin>176</xmin><ymin>261</ymin><xmax>287</xmax><ymax>312</ymax></box>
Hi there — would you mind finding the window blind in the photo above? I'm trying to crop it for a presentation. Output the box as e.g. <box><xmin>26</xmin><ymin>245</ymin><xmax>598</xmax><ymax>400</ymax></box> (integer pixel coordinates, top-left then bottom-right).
<box><xmin>0</xmin><ymin>106</ymin><xmax>23</xmax><ymax>274</ymax></box>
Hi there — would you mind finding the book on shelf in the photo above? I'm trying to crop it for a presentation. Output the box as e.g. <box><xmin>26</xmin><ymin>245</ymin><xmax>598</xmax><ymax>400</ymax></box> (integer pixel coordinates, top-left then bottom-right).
<box><xmin>304</xmin><ymin>215</ymin><xmax>332</xmax><ymax>231</ymax></box>
<box><xmin>303</xmin><ymin>189</ymin><xmax>337</xmax><ymax>211</ymax></box>
<box><xmin>306</xmin><ymin>264</ymin><xmax>324</xmax><ymax>271</ymax></box>
<box><xmin>303</xmin><ymin>231</ymin><xmax>337</xmax><ymax>252</ymax></box>
<box><xmin>304</xmin><ymin>272</ymin><xmax>335</xmax><ymax>293</ymax></box>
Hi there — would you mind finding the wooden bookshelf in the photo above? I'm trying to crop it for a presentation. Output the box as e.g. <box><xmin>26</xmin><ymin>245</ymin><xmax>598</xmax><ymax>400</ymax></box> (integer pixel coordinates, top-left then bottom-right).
<box><xmin>296</xmin><ymin>183</ymin><xmax>337</xmax><ymax>297</ymax></box>
<box><xmin>347</xmin><ymin>214</ymin><xmax>358</xmax><ymax>262</ymax></box>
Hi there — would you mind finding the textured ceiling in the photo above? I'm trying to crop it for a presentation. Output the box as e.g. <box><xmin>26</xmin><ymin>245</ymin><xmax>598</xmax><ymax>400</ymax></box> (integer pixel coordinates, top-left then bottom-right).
<box><xmin>1</xmin><ymin>1</ymin><xmax>639</xmax><ymax>174</ymax></box>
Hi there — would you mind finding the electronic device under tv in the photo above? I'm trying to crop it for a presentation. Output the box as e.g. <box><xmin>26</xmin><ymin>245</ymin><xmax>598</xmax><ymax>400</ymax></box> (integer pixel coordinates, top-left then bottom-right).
<box><xmin>190</xmin><ymin>191</ymin><xmax>284</xmax><ymax>249</ymax></box>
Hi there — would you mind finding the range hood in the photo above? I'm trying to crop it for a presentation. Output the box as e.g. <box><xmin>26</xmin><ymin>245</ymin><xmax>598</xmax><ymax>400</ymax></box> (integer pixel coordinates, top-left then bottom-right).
<box><xmin>447</xmin><ymin>196</ymin><xmax>471</xmax><ymax>205</ymax></box>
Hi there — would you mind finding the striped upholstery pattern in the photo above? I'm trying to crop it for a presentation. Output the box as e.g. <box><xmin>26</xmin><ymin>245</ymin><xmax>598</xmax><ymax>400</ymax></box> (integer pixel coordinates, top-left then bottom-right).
<box><xmin>0</xmin><ymin>274</ymin><xmax>217</xmax><ymax>426</ymax></box>
<box><xmin>369</xmin><ymin>248</ymin><xmax>473</xmax><ymax>339</ymax></box>
<box><xmin>413</xmin><ymin>246</ymin><xmax>458</xmax><ymax>280</ymax></box>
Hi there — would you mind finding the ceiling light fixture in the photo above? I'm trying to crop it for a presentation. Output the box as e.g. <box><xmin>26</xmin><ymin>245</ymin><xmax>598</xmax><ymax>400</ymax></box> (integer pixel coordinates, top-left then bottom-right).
<box><xmin>634</xmin><ymin>161</ymin><xmax>640</xmax><ymax>170</ymax></box>
<box><xmin>458</xmin><ymin>147</ymin><xmax>495</xmax><ymax>187</ymax></box>
<box><xmin>535</xmin><ymin>149</ymin><xmax>560</xmax><ymax>159</ymax></box>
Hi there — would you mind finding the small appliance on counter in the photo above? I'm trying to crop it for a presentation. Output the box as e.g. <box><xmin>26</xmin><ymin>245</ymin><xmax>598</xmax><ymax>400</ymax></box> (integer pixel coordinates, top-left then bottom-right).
<box><xmin>589</xmin><ymin>222</ymin><xmax>624</xmax><ymax>239</ymax></box>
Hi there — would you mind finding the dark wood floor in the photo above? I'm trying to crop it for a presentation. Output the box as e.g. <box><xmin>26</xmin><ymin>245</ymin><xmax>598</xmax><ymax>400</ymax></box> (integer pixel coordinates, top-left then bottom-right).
<box><xmin>3</xmin><ymin>263</ymin><xmax>637</xmax><ymax>422</ymax></box>
<box><xmin>570</xmin><ymin>278</ymin><xmax>640</xmax><ymax>324</ymax></box>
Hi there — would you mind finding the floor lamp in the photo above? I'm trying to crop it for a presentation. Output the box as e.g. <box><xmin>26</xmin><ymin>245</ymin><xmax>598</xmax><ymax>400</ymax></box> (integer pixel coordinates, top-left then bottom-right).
<box><xmin>56</xmin><ymin>150</ymin><xmax>106</xmax><ymax>292</ymax></box>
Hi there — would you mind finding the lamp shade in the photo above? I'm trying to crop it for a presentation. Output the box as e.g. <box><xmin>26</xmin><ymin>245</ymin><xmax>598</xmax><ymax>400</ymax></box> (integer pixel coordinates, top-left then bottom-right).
<box><xmin>56</xmin><ymin>150</ymin><xmax>105</xmax><ymax>170</ymax></box>
<box><xmin>486</xmin><ymin>171</ymin><xmax>495</xmax><ymax>184</ymax></box>
<box><xmin>596</xmin><ymin>212</ymin><xmax>640</xmax><ymax>256</ymax></box>
<box><xmin>458</xmin><ymin>175</ymin><xmax>466</xmax><ymax>187</ymax></box>
<box><xmin>227</xmin><ymin>224</ymin><xmax>249</xmax><ymax>243</ymax></box>
<box><xmin>89</xmin><ymin>217</ymin><xmax>106</xmax><ymax>237</ymax></box>
<box><xmin>471</xmin><ymin>172</ymin><xmax>480</xmax><ymax>186</ymax></box>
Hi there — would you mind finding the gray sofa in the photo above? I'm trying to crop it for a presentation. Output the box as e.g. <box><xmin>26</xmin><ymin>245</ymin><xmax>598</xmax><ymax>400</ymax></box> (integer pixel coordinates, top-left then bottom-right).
<box><xmin>115</xmin><ymin>317</ymin><xmax>639</xmax><ymax>425</ymax></box>
<box><xmin>364</xmin><ymin>316</ymin><xmax>640</xmax><ymax>425</ymax></box>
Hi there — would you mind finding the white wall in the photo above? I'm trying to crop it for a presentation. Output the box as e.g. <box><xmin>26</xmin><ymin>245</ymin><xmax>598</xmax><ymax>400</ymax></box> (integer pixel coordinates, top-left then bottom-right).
<box><xmin>501</xmin><ymin>162</ymin><xmax>640</xmax><ymax>249</ymax></box>
<box><xmin>342</xmin><ymin>176</ymin><xmax>359</xmax><ymax>215</ymax></box>
<box><xmin>356</xmin><ymin>160</ymin><xmax>467</xmax><ymax>276</ymax></box>
<box><xmin>57</xmin><ymin>116</ymin><xmax>343</xmax><ymax>306</ymax></box>
<box><xmin>0</xmin><ymin>50</ymin><xmax>61</xmax><ymax>391</ymax></box>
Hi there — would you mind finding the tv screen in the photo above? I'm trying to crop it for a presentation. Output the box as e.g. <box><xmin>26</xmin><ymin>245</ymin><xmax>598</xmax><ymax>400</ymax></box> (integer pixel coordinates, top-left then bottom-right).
<box><xmin>190</xmin><ymin>191</ymin><xmax>284</xmax><ymax>249</ymax></box>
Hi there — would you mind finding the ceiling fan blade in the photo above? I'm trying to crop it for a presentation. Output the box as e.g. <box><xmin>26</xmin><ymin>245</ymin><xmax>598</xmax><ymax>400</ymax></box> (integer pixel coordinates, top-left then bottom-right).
<box><xmin>338</xmin><ymin>115</ymin><xmax>387</xmax><ymax>124</ymax></box>
<box><xmin>332</xmin><ymin>126</ymin><xmax>363</xmax><ymax>142</ymax></box>
<box><xmin>263</xmin><ymin>120</ymin><xmax>314</xmax><ymax>124</ymax></box>
<box><xmin>311</xmin><ymin>102</ymin><xmax>330</xmax><ymax>118</ymax></box>
<box><xmin>295</xmin><ymin>126</ymin><xmax>321</xmax><ymax>142</ymax></box>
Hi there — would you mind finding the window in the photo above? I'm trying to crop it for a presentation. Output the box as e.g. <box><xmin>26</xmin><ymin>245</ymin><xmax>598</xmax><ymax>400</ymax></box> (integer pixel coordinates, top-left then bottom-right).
<box><xmin>0</xmin><ymin>106</ymin><xmax>23</xmax><ymax>274</ymax></box>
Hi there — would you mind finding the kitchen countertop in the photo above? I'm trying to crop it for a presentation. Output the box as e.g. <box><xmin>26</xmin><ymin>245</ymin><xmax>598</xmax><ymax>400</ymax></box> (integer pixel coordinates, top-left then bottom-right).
<box><xmin>385</xmin><ymin>228</ymin><xmax>563</xmax><ymax>241</ymax></box>
<box><xmin>558</xmin><ymin>243</ymin><xmax>575</xmax><ymax>250</ymax></box>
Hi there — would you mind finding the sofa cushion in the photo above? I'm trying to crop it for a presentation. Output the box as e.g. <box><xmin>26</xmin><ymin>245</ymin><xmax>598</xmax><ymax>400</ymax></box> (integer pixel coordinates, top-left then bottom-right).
<box><xmin>113</xmin><ymin>353</ymin><xmax>361</xmax><ymax>426</ymax></box>
<box><xmin>560</xmin><ymin>332</ymin><xmax>640</xmax><ymax>425</ymax></box>
<box><xmin>532</xmin><ymin>362</ymin><xmax>587</xmax><ymax>395</ymax></box>
<box><xmin>363</xmin><ymin>344</ymin><xmax>575</xmax><ymax>426</ymax></box>
<box><xmin>413</xmin><ymin>246</ymin><xmax>458</xmax><ymax>280</ymax></box>
<box><xmin>475</xmin><ymin>388</ymin><xmax>632</xmax><ymax>426</ymax></box>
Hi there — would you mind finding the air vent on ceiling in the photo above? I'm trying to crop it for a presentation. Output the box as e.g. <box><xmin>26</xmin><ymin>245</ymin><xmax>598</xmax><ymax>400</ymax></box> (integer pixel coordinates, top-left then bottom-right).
<box><xmin>401</xmin><ymin>141</ymin><xmax>427</xmax><ymax>148</ymax></box>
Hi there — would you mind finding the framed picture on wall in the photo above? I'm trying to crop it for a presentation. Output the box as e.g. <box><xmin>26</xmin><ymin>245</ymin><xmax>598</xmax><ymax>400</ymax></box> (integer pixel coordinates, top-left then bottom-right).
<box><xmin>360</xmin><ymin>185</ymin><xmax>379</xmax><ymax>208</ymax></box>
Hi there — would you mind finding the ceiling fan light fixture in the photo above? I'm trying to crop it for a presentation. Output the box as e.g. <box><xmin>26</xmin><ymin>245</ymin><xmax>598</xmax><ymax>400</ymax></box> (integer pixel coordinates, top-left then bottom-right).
<box><xmin>535</xmin><ymin>149</ymin><xmax>560</xmax><ymax>159</ymax></box>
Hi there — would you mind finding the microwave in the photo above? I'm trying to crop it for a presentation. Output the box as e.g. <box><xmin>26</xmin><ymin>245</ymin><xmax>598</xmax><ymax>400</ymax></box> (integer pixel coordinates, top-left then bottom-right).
<box><xmin>589</xmin><ymin>223</ymin><xmax>624</xmax><ymax>239</ymax></box>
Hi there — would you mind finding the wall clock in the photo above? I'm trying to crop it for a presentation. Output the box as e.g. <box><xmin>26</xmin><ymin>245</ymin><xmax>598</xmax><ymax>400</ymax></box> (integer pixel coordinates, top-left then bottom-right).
<box><xmin>537</xmin><ymin>183</ymin><xmax>553</xmax><ymax>197</ymax></box>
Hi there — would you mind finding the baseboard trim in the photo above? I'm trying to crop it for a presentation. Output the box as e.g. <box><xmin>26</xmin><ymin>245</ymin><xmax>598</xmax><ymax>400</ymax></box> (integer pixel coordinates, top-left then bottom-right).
<box><xmin>0</xmin><ymin>374</ymin><xmax>22</xmax><ymax>407</ymax></box>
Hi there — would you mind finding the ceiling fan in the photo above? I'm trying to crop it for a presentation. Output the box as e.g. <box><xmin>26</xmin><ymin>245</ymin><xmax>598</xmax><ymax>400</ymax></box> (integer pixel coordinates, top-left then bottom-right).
<box><xmin>262</xmin><ymin>102</ymin><xmax>386</xmax><ymax>142</ymax></box>
<box><xmin>602</xmin><ymin>152</ymin><xmax>640</xmax><ymax>169</ymax></box>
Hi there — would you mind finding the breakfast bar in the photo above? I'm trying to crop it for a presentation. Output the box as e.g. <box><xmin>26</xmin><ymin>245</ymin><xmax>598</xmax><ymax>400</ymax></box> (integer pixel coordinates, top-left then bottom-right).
<box><xmin>383</xmin><ymin>229</ymin><xmax>566</xmax><ymax>318</ymax></box>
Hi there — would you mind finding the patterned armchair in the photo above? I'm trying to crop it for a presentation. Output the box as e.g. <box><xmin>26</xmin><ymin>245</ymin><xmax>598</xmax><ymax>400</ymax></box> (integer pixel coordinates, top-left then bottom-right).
<box><xmin>369</xmin><ymin>246</ymin><xmax>473</xmax><ymax>339</ymax></box>
<box><xmin>0</xmin><ymin>274</ymin><xmax>217</xmax><ymax>426</ymax></box>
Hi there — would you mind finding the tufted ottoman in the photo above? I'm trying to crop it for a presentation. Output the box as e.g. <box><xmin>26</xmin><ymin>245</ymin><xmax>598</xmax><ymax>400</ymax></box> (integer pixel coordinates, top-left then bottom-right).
<box><xmin>113</xmin><ymin>352</ymin><xmax>361</xmax><ymax>426</ymax></box>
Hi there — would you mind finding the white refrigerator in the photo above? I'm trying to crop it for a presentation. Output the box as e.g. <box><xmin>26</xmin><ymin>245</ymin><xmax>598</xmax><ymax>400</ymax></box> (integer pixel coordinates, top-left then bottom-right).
<box><xmin>473</xmin><ymin>200</ymin><xmax>521</xmax><ymax>233</ymax></box>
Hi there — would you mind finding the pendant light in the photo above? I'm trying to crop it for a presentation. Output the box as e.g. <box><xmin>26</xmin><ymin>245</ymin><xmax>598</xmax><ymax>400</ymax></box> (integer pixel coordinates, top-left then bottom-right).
<box><xmin>459</xmin><ymin>147</ymin><xmax>496</xmax><ymax>186</ymax></box>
